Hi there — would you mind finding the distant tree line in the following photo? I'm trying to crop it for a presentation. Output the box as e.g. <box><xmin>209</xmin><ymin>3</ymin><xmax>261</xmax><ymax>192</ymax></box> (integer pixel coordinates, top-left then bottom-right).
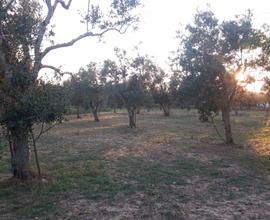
<box><xmin>63</xmin><ymin>49</ymin><xmax>174</xmax><ymax>127</ymax></box>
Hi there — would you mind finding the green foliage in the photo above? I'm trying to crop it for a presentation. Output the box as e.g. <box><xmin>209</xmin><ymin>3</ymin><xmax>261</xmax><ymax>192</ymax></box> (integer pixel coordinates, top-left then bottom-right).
<box><xmin>32</xmin><ymin>82</ymin><xmax>66</xmax><ymax>123</ymax></box>
<box><xmin>0</xmin><ymin>0</ymin><xmax>140</xmax><ymax>178</ymax></box>
<box><xmin>0</xmin><ymin>81</ymin><xmax>66</xmax><ymax>130</ymax></box>
<box><xmin>101</xmin><ymin>51</ymin><xmax>158</xmax><ymax>112</ymax></box>
<box><xmin>64</xmin><ymin>62</ymin><xmax>106</xmax><ymax>117</ymax></box>
<box><xmin>0</xmin><ymin>1</ymin><xmax>66</xmax><ymax>132</ymax></box>
<box><xmin>176</xmin><ymin>9</ymin><xmax>259</xmax><ymax>121</ymax></box>
<box><xmin>119</xmin><ymin>75</ymin><xmax>146</xmax><ymax>109</ymax></box>
<box><xmin>152</xmin><ymin>91</ymin><xmax>171</xmax><ymax>106</ymax></box>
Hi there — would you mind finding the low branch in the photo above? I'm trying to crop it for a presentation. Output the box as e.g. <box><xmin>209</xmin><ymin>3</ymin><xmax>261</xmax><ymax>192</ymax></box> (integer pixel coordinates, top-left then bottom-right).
<box><xmin>41</xmin><ymin>24</ymin><xmax>129</xmax><ymax>59</ymax></box>
<box><xmin>34</xmin><ymin>122</ymin><xmax>60</xmax><ymax>142</ymax></box>
<box><xmin>210</xmin><ymin>116</ymin><xmax>226</xmax><ymax>142</ymax></box>
<box><xmin>41</xmin><ymin>64</ymin><xmax>74</xmax><ymax>79</ymax></box>
<box><xmin>41</xmin><ymin>64</ymin><xmax>61</xmax><ymax>73</ymax></box>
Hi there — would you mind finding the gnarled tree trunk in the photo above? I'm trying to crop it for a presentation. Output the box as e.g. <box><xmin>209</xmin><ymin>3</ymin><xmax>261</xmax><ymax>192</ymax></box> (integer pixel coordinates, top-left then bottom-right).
<box><xmin>128</xmin><ymin>108</ymin><xmax>136</xmax><ymax>128</ymax></box>
<box><xmin>222</xmin><ymin>105</ymin><xmax>234</xmax><ymax>144</ymax></box>
<box><xmin>90</xmin><ymin>100</ymin><xmax>101</xmax><ymax>122</ymax></box>
<box><xmin>161</xmin><ymin>104</ymin><xmax>170</xmax><ymax>117</ymax></box>
<box><xmin>10</xmin><ymin>128</ymin><xmax>31</xmax><ymax>180</ymax></box>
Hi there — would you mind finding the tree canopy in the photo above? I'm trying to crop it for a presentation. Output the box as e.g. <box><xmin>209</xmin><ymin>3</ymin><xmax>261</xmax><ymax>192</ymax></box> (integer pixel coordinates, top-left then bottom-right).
<box><xmin>174</xmin><ymin>9</ymin><xmax>262</xmax><ymax>143</ymax></box>
<box><xmin>0</xmin><ymin>0</ymin><xmax>140</xmax><ymax>179</ymax></box>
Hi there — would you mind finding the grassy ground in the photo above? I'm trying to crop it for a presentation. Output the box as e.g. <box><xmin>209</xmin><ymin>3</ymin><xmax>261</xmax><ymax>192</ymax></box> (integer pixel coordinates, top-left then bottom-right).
<box><xmin>0</xmin><ymin>109</ymin><xmax>270</xmax><ymax>219</ymax></box>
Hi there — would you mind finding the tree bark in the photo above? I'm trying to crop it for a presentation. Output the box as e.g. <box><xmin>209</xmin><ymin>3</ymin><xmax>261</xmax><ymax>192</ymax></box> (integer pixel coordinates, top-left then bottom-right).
<box><xmin>221</xmin><ymin>109</ymin><xmax>225</xmax><ymax>121</ymax></box>
<box><xmin>76</xmin><ymin>106</ymin><xmax>81</xmax><ymax>119</ymax></box>
<box><xmin>161</xmin><ymin>104</ymin><xmax>170</xmax><ymax>117</ymax></box>
<box><xmin>128</xmin><ymin>108</ymin><xmax>136</xmax><ymax>128</ymax></box>
<box><xmin>10</xmin><ymin>128</ymin><xmax>31</xmax><ymax>180</ymax></box>
<box><xmin>92</xmin><ymin>108</ymin><xmax>100</xmax><ymax>122</ymax></box>
<box><xmin>222</xmin><ymin>106</ymin><xmax>234</xmax><ymax>144</ymax></box>
<box><xmin>264</xmin><ymin>109</ymin><xmax>270</xmax><ymax>126</ymax></box>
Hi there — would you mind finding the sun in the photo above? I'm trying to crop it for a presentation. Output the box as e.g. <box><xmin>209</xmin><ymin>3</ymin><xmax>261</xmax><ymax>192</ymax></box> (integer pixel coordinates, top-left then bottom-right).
<box><xmin>235</xmin><ymin>71</ymin><xmax>246</xmax><ymax>82</ymax></box>
<box><xmin>235</xmin><ymin>71</ymin><xmax>265</xmax><ymax>93</ymax></box>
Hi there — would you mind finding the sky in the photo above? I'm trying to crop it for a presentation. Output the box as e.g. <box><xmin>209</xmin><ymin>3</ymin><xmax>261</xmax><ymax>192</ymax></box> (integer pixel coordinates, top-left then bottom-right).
<box><xmin>42</xmin><ymin>0</ymin><xmax>270</xmax><ymax>91</ymax></box>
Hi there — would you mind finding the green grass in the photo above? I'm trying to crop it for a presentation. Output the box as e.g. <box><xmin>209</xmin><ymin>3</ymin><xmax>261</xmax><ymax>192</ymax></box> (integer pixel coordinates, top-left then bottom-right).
<box><xmin>0</xmin><ymin>109</ymin><xmax>270</xmax><ymax>219</ymax></box>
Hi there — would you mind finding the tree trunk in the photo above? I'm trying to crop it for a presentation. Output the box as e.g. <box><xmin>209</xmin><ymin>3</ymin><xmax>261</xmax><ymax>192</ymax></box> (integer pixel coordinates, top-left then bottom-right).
<box><xmin>222</xmin><ymin>106</ymin><xmax>234</xmax><ymax>144</ymax></box>
<box><xmin>264</xmin><ymin>109</ymin><xmax>270</xmax><ymax>126</ymax></box>
<box><xmin>161</xmin><ymin>104</ymin><xmax>170</xmax><ymax>117</ymax></box>
<box><xmin>128</xmin><ymin>108</ymin><xmax>136</xmax><ymax>128</ymax></box>
<box><xmin>76</xmin><ymin>106</ymin><xmax>81</xmax><ymax>119</ymax></box>
<box><xmin>10</xmin><ymin>128</ymin><xmax>31</xmax><ymax>180</ymax></box>
<box><xmin>221</xmin><ymin>109</ymin><xmax>225</xmax><ymax>121</ymax></box>
<box><xmin>234</xmin><ymin>107</ymin><xmax>239</xmax><ymax>116</ymax></box>
<box><xmin>92</xmin><ymin>108</ymin><xmax>100</xmax><ymax>122</ymax></box>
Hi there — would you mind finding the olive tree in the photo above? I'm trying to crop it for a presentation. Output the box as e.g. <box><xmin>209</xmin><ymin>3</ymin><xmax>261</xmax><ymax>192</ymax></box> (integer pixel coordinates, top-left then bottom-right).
<box><xmin>64</xmin><ymin>77</ymin><xmax>85</xmax><ymax>118</ymax></box>
<box><xmin>176</xmin><ymin>10</ymin><xmax>259</xmax><ymax>144</ymax></box>
<box><xmin>101</xmin><ymin>50</ymin><xmax>150</xmax><ymax>127</ymax></box>
<box><xmin>0</xmin><ymin>0</ymin><xmax>140</xmax><ymax>179</ymax></box>
<box><xmin>80</xmin><ymin>62</ymin><xmax>106</xmax><ymax>122</ymax></box>
<box><xmin>150</xmin><ymin>68</ymin><xmax>175</xmax><ymax>116</ymax></box>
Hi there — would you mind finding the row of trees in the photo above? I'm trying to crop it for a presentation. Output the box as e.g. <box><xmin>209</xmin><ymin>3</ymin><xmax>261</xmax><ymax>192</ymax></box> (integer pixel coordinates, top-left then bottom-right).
<box><xmin>0</xmin><ymin>0</ymin><xmax>270</xmax><ymax>180</ymax></box>
<box><xmin>63</xmin><ymin>54</ymin><xmax>268</xmax><ymax>134</ymax></box>
<box><xmin>64</xmin><ymin>50</ymin><xmax>174</xmax><ymax>127</ymax></box>
<box><xmin>64</xmin><ymin>10</ymin><xmax>270</xmax><ymax>146</ymax></box>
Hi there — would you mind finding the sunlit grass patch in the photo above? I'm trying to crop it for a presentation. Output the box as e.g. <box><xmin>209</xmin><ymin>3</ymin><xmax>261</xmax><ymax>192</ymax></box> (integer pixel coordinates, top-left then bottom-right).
<box><xmin>249</xmin><ymin>125</ymin><xmax>270</xmax><ymax>157</ymax></box>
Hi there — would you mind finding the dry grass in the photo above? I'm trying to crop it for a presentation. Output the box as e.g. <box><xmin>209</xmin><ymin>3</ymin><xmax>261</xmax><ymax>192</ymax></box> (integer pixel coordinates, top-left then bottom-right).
<box><xmin>0</xmin><ymin>109</ymin><xmax>270</xmax><ymax>219</ymax></box>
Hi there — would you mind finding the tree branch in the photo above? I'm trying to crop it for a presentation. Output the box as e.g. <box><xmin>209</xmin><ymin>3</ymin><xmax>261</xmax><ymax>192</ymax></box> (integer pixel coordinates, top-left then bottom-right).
<box><xmin>56</xmin><ymin>0</ymin><xmax>72</xmax><ymax>9</ymax></box>
<box><xmin>41</xmin><ymin>64</ymin><xmax>61</xmax><ymax>73</ymax></box>
<box><xmin>41</xmin><ymin>24</ymin><xmax>130</xmax><ymax>59</ymax></box>
<box><xmin>33</xmin><ymin>1</ymin><xmax>73</xmax><ymax>75</ymax></box>
<box><xmin>41</xmin><ymin>64</ymin><xmax>74</xmax><ymax>78</ymax></box>
<box><xmin>33</xmin><ymin>0</ymin><xmax>58</xmax><ymax>75</ymax></box>
<box><xmin>34</xmin><ymin>122</ymin><xmax>60</xmax><ymax>142</ymax></box>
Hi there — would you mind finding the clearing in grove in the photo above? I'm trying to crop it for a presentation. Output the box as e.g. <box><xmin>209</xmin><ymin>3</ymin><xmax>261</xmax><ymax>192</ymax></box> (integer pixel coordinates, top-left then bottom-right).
<box><xmin>0</xmin><ymin>109</ymin><xmax>270</xmax><ymax>219</ymax></box>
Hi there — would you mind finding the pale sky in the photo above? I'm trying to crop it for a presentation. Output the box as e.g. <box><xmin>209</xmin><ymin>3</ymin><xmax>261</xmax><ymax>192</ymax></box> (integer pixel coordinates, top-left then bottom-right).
<box><xmin>42</xmin><ymin>0</ymin><xmax>270</xmax><ymax>91</ymax></box>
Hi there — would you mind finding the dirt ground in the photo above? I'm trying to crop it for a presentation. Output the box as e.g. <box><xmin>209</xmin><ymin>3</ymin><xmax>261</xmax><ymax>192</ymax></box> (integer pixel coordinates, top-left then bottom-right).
<box><xmin>0</xmin><ymin>109</ymin><xmax>270</xmax><ymax>219</ymax></box>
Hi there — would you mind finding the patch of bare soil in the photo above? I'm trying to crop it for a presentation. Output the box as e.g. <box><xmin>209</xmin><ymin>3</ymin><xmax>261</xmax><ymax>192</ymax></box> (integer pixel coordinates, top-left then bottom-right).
<box><xmin>184</xmin><ymin>194</ymin><xmax>270</xmax><ymax>220</ymax></box>
<box><xmin>59</xmin><ymin>196</ymin><xmax>141</xmax><ymax>220</ymax></box>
